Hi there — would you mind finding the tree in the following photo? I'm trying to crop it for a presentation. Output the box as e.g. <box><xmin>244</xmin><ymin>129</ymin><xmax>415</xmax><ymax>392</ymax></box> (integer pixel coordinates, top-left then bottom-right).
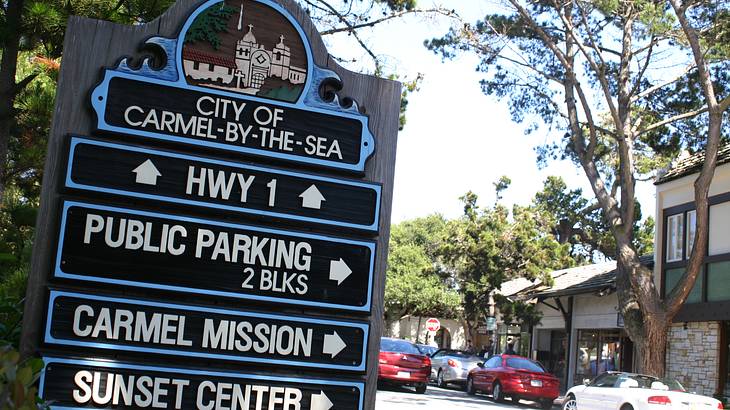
<box><xmin>533</xmin><ymin>176</ymin><xmax>654</xmax><ymax>261</ymax></box>
<box><xmin>384</xmin><ymin>216</ymin><xmax>460</xmax><ymax>327</ymax></box>
<box><xmin>441</xmin><ymin>182</ymin><xmax>575</xmax><ymax>341</ymax></box>
<box><xmin>427</xmin><ymin>0</ymin><xmax>729</xmax><ymax>375</ymax></box>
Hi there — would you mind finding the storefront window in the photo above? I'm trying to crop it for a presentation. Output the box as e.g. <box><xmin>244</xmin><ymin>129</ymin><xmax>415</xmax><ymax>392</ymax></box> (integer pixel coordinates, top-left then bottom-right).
<box><xmin>708</xmin><ymin>262</ymin><xmax>730</xmax><ymax>302</ymax></box>
<box><xmin>666</xmin><ymin>268</ymin><xmax>703</xmax><ymax>303</ymax></box>
<box><xmin>575</xmin><ymin>330</ymin><xmax>626</xmax><ymax>383</ymax></box>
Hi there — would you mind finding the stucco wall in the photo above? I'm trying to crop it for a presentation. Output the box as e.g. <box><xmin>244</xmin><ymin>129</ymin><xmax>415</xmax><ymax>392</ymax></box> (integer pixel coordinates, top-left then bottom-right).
<box><xmin>666</xmin><ymin>322</ymin><xmax>721</xmax><ymax>396</ymax></box>
<box><xmin>654</xmin><ymin>162</ymin><xmax>730</xmax><ymax>284</ymax></box>
<box><xmin>385</xmin><ymin>316</ymin><xmax>466</xmax><ymax>349</ymax></box>
<box><xmin>573</xmin><ymin>293</ymin><xmax>621</xmax><ymax>329</ymax></box>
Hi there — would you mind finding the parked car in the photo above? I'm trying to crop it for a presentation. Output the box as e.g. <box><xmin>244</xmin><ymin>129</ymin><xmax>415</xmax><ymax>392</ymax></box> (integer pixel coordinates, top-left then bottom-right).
<box><xmin>429</xmin><ymin>349</ymin><xmax>483</xmax><ymax>388</ymax></box>
<box><xmin>378</xmin><ymin>337</ymin><xmax>431</xmax><ymax>394</ymax></box>
<box><xmin>563</xmin><ymin>372</ymin><xmax>723</xmax><ymax>410</ymax></box>
<box><xmin>467</xmin><ymin>354</ymin><xmax>560</xmax><ymax>409</ymax></box>
<box><xmin>416</xmin><ymin>344</ymin><xmax>438</xmax><ymax>357</ymax></box>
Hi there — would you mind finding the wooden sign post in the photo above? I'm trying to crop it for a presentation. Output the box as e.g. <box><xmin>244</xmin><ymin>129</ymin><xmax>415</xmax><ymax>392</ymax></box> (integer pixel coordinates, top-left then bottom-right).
<box><xmin>21</xmin><ymin>1</ymin><xmax>400</xmax><ymax>409</ymax></box>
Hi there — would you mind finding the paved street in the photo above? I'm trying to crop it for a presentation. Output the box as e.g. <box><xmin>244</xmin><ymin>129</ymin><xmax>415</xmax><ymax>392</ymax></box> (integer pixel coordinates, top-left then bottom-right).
<box><xmin>376</xmin><ymin>384</ymin><xmax>559</xmax><ymax>410</ymax></box>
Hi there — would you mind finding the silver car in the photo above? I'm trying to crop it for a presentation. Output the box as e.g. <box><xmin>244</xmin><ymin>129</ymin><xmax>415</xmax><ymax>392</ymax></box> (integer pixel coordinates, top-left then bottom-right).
<box><xmin>429</xmin><ymin>349</ymin><xmax>483</xmax><ymax>388</ymax></box>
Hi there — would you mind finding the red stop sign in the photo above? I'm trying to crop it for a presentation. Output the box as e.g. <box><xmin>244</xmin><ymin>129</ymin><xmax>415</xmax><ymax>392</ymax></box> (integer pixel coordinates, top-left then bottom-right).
<box><xmin>425</xmin><ymin>318</ymin><xmax>441</xmax><ymax>332</ymax></box>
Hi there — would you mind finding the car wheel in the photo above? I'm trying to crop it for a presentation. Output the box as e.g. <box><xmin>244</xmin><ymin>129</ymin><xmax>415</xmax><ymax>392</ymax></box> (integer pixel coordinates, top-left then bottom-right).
<box><xmin>437</xmin><ymin>370</ymin><xmax>447</xmax><ymax>388</ymax></box>
<box><xmin>541</xmin><ymin>399</ymin><xmax>554</xmax><ymax>410</ymax></box>
<box><xmin>415</xmin><ymin>383</ymin><xmax>427</xmax><ymax>394</ymax></box>
<box><xmin>562</xmin><ymin>395</ymin><xmax>577</xmax><ymax>410</ymax></box>
<box><xmin>492</xmin><ymin>381</ymin><xmax>504</xmax><ymax>402</ymax></box>
<box><xmin>466</xmin><ymin>377</ymin><xmax>476</xmax><ymax>396</ymax></box>
<box><xmin>620</xmin><ymin>405</ymin><xmax>633</xmax><ymax>410</ymax></box>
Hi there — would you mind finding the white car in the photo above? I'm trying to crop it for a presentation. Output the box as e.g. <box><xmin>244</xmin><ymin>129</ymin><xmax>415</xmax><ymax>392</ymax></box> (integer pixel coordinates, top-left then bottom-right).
<box><xmin>563</xmin><ymin>372</ymin><xmax>723</xmax><ymax>410</ymax></box>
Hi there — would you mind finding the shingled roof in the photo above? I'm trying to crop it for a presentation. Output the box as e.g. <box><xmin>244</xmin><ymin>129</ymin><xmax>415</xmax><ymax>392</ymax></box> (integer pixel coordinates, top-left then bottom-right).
<box><xmin>512</xmin><ymin>255</ymin><xmax>654</xmax><ymax>300</ymax></box>
<box><xmin>655</xmin><ymin>143</ymin><xmax>730</xmax><ymax>185</ymax></box>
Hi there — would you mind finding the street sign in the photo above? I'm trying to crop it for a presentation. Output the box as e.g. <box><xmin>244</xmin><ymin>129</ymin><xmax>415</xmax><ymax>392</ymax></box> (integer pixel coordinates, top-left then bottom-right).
<box><xmin>425</xmin><ymin>318</ymin><xmax>441</xmax><ymax>333</ymax></box>
<box><xmin>55</xmin><ymin>201</ymin><xmax>375</xmax><ymax>312</ymax></box>
<box><xmin>486</xmin><ymin>317</ymin><xmax>497</xmax><ymax>331</ymax></box>
<box><xmin>40</xmin><ymin>357</ymin><xmax>364</xmax><ymax>410</ymax></box>
<box><xmin>45</xmin><ymin>290</ymin><xmax>369</xmax><ymax>371</ymax></box>
<box><xmin>92</xmin><ymin>63</ymin><xmax>376</xmax><ymax>173</ymax></box>
<box><xmin>65</xmin><ymin>136</ymin><xmax>381</xmax><ymax>231</ymax></box>
<box><xmin>23</xmin><ymin>1</ymin><xmax>401</xmax><ymax>408</ymax></box>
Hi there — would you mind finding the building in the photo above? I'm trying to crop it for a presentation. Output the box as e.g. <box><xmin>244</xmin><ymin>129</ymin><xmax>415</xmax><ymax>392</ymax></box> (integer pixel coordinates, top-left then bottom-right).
<box><xmin>385</xmin><ymin>316</ymin><xmax>466</xmax><ymax>349</ymax></box>
<box><xmin>513</xmin><ymin>259</ymin><xmax>651</xmax><ymax>392</ymax></box>
<box><xmin>655</xmin><ymin>143</ymin><xmax>730</xmax><ymax>398</ymax></box>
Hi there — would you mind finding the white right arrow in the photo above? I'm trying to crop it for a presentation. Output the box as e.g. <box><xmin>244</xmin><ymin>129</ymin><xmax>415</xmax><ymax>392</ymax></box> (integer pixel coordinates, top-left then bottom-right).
<box><xmin>323</xmin><ymin>331</ymin><xmax>347</xmax><ymax>358</ymax></box>
<box><xmin>311</xmin><ymin>391</ymin><xmax>333</xmax><ymax>410</ymax></box>
<box><xmin>329</xmin><ymin>258</ymin><xmax>352</xmax><ymax>285</ymax></box>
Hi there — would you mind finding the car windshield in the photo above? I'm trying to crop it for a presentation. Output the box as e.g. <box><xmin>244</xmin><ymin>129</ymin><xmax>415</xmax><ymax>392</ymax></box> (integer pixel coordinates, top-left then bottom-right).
<box><xmin>616</xmin><ymin>375</ymin><xmax>686</xmax><ymax>392</ymax></box>
<box><xmin>380</xmin><ymin>339</ymin><xmax>421</xmax><ymax>355</ymax></box>
<box><xmin>506</xmin><ymin>357</ymin><xmax>545</xmax><ymax>373</ymax></box>
<box><xmin>447</xmin><ymin>351</ymin><xmax>479</xmax><ymax>359</ymax></box>
<box><xmin>416</xmin><ymin>345</ymin><xmax>437</xmax><ymax>355</ymax></box>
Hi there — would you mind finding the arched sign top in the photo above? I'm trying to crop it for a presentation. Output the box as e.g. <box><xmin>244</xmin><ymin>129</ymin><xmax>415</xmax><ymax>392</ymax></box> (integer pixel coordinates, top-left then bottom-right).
<box><xmin>90</xmin><ymin>0</ymin><xmax>376</xmax><ymax>173</ymax></box>
<box><xmin>178</xmin><ymin>0</ymin><xmax>312</xmax><ymax>103</ymax></box>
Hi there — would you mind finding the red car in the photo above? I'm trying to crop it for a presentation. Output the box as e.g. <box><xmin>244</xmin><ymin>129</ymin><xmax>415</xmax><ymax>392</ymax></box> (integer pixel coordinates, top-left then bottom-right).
<box><xmin>378</xmin><ymin>337</ymin><xmax>431</xmax><ymax>394</ymax></box>
<box><xmin>467</xmin><ymin>354</ymin><xmax>559</xmax><ymax>409</ymax></box>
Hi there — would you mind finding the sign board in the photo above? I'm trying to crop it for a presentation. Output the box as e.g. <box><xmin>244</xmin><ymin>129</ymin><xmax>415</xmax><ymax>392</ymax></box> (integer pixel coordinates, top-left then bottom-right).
<box><xmin>46</xmin><ymin>290</ymin><xmax>369</xmax><ymax>371</ymax></box>
<box><xmin>65</xmin><ymin>136</ymin><xmax>381</xmax><ymax>230</ymax></box>
<box><xmin>55</xmin><ymin>201</ymin><xmax>375</xmax><ymax>311</ymax></box>
<box><xmin>425</xmin><ymin>318</ymin><xmax>440</xmax><ymax>333</ymax></box>
<box><xmin>486</xmin><ymin>316</ymin><xmax>497</xmax><ymax>331</ymax></box>
<box><xmin>22</xmin><ymin>0</ymin><xmax>401</xmax><ymax>409</ymax></box>
<box><xmin>41</xmin><ymin>357</ymin><xmax>364</xmax><ymax>410</ymax></box>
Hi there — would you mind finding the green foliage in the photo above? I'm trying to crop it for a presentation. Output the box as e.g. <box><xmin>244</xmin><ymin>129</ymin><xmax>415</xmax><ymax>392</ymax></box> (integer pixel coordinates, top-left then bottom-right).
<box><xmin>533</xmin><ymin>176</ymin><xmax>654</xmax><ymax>260</ymax></box>
<box><xmin>493</xmin><ymin>294</ymin><xmax>542</xmax><ymax>328</ymax></box>
<box><xmin>184</xmin><ymin>3</ymin><xmax>236</xmax><ymax>50</ymax></box>
<box><xmin>0</xmin><ymin>347</ymin><xmax>46</xmax><ymax>410</ymax></box>
<box><xmin>385</xmin><ymin>216</ymin><xmax>460</xmax><ymax>322</ymax></box>
<box><xmin>442</xmin><ymin>182</ymin><xmax>575</xmax><ymax>324</ymax></box>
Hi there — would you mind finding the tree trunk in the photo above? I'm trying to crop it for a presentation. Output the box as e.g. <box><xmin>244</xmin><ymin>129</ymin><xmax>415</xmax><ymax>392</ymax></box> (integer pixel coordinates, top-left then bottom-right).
<box><xmin>0</xmin><ymin>0</ymin><xmax>25</xmax><ymax>204</ymax></box>
<box><xmin>638</xmin><ymin>314</ymin><xmax>669</xmax><ymax>377</ymax></box>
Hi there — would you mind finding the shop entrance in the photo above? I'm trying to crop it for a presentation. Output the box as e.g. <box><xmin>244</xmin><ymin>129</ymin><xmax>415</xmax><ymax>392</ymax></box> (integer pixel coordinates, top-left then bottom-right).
<box><xmin>574</xmin><ymin>329</ymin><xmax>632</xmax><ymax>384</ymax></box>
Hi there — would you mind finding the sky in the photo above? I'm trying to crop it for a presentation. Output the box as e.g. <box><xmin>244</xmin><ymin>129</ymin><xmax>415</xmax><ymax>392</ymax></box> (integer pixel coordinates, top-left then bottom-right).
<box><xmin>320</xmin><ymin>0</ymin><xmax>657</xmax><ymax>223</ymax></box>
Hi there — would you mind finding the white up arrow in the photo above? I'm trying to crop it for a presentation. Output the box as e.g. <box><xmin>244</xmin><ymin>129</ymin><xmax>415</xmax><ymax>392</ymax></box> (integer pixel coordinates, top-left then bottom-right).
<box><xmin>311</xmin><ymin>391</ymin><xmax>333</xmax><ymax>410</ymax></box>
<box><xmin>323</xmin><ymin>331</ymin><xmax>347</xmax><ymax>358</ymax></box>
<box><xmin>300</xmin><ymin>185</ymin><xmax>326</xmax><ymax>209</ymax></box>
<box><xmin>329</xmin><ymin>258</ymin><xmax>352</xmax><ymax>285</ymax></box>
<box><xmin>132</xmin><ymin>159</ymin><xmax>161</xmax><ymax>186</ymax></box>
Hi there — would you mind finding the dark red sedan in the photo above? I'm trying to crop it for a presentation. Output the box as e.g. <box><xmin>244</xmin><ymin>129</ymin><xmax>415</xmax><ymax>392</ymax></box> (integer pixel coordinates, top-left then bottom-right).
<box><xmin>467</xmin><ymin>354</ymin><xmax>559</xmax><ymax>409</ymax></box>
<box><xmin>378</xmin><ymin>337</ymin><xmax>431</xmax><ymax>394</ymax></box>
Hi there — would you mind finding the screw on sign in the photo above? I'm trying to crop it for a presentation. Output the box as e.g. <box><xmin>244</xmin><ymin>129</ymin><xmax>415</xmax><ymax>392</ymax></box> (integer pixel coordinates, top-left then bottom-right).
<box><xmin>425</xmin><ymin>318</ymin><xmax>441</xmax><ymax>333</ymax></box>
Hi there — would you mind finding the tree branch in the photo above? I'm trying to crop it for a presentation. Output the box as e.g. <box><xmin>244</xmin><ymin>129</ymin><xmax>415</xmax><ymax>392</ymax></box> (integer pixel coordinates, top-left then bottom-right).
<box><xmin>636</xmin><ymin>105</ymin><xmax>709</xmax><ymax>136</ymax></box>
<box><xmin>320</xmin><ymin>7</ymin><xmax>458</xmax><ymax>35</ymax></box>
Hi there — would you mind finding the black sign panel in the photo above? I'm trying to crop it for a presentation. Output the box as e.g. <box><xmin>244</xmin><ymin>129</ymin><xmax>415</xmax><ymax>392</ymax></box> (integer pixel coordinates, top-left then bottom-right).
<box><xmin>55</xmin><ymin>201</ymin><xmax>375</xmax><ymax>312</ymax></box>
<box><xmin>66</xmin><ymin>137</ymin><xmax>381</xmax><ymax>231</ymax></box>
<box><xmin>40</xmin><ymin>357</ymin><xmax>364</xmax><ymax>410</ymax></box>
<box><xmin>46</xmin><ymin>290</ymin><xmax>368</xmax><ymax>371</ymax></box>
<box><xmin>93</xmin><ymin>75</ymin><xmax>375</xmax><ymax>172</ymax></box>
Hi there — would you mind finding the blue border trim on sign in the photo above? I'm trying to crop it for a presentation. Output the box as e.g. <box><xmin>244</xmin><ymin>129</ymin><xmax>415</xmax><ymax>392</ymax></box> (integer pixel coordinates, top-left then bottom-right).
<box><xmin>54</xmin><ymin>200</ymin><xmax>375</xmax><ymax>312</ymax></box>
<box><xmin>90</xmin><ymin>0</ymin><xmax>376</xmax><ymax>173</ymax></box>
<box><xmin>39</xmin><ymin>357</ymin><xmax>365</xmax><ymax>410</ymax></box>
<box><xmin>44</xmin><ymin>290</ymin><xmax>369</xmax><ymax>371</ymax></box>
<box><xmin>65</xmin><ymin>136</ymin><xmax>381</xmax><ymax>231</ymax></box>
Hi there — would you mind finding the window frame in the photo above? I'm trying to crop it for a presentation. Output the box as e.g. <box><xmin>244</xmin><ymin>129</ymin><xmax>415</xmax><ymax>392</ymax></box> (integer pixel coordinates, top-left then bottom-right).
<box><xmin>666</xmin><ymin>213</ymin><xmax>684</xmax><ymax>263</ymax></box>
<box><xmin>661</xmin><ymin>193</ymin><xmax>730</xmax><ymax>304</ymax></box>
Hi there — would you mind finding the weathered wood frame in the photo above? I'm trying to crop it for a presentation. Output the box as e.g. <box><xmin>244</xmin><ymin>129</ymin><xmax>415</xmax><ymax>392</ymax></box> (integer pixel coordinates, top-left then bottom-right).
<box><xmin>21</xmin><ymin>1</ymin><xmax>400</xmax><ymax>409</ymax></box>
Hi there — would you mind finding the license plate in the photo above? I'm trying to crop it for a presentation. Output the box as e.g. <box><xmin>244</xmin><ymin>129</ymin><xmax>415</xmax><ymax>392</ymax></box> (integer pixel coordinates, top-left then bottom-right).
<box><xmin>397</xmin><ymin>371</ymin><xmax>410</xmax><ymax>378</ymax></box>
<box><xmin>531</xmin><ymin>380</ymin><xmax>543</xmax><ymax>387</ymax></box>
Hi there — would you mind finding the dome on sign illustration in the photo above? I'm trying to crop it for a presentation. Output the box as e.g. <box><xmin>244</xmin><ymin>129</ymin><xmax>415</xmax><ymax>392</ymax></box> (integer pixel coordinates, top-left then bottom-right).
<box><xmin>181</xmin><ymin>0</ymin><xmax>310</xmax><ymax>103</ymax></box>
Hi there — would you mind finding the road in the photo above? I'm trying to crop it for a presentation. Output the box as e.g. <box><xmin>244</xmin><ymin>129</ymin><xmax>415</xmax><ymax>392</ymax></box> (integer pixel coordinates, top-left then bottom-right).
<box><xmin>375</xmin><ymin>384</ymin><xmax>560</xmax><ymax>410</ymax></box>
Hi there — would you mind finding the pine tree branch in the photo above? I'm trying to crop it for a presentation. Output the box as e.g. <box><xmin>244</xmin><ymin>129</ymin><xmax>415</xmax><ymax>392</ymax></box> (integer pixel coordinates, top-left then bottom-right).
<box><xmin>320</xmin><ymin>7</ymin><xmax>458</xmax><ymax>35</ymax></box>
<box><xmin>636</xmin><ymin>105</ymin><xmax>709</xmax><ymax>136</ymax></box>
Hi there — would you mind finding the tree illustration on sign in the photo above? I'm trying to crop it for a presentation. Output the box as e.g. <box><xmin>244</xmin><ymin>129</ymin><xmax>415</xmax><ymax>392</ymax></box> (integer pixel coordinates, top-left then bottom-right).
<box><xmin>184</xmin><ymin>2</ymin><xmax>236</xmax><ymax>50</ymax></box>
